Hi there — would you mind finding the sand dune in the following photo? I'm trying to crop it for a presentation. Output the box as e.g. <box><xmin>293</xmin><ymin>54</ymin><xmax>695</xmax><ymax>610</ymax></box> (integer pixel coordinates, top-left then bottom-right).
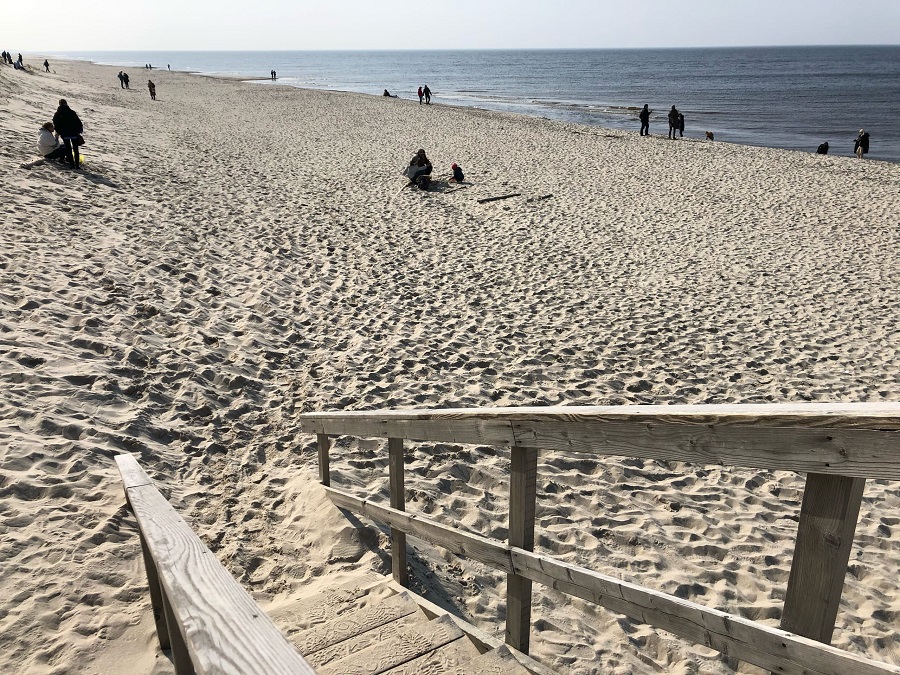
<box><xmin>1</xmin><ymin>57</ymin><xmax>898</xmax><ymax>674</ymax></box>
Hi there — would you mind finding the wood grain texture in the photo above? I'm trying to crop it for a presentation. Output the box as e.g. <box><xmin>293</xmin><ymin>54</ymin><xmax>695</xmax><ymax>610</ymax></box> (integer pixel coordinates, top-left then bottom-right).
<box><xmin>299</xmin><ymin>404</ymin><xmax>900</xmax><ymax>478</ymax></box>
<box><xmin>126</xmin><ymin>484</ymin><xmax>316</xmax><ymax>675</ymax></box>
<box><xmin>507</xmin><ymin>446</ymin><xmax>538</xmax><ymax>654</ymax></box>
<box><xmin>781</xmin><ymin>473</ymin><xmax>867</xmax><ymax>643</ymax></box>
<box><xmin>115</xmin><ymin>453</ymin><xmax>154</xmax><ymax>489</ymax></box>
<box><xmin>325</xmin><ymin>486</ymin><xmax>900</xmax><ymax>675</ymax></box>
<box><xmin>317</xmin><ymin>434</ymin><xmax>331</xmax><ymax>487</ymax></box>
<box><xmin>317</xmin><ymin>615</ymin><xmax>464</xmax><ymax>675</ymax></box>
<box><xmin>303</xmin><ymin>610</ymin><xmax>427</xmax><ymax>668</ymax></box>
<box><xmin>388</xmin><ymin>438</ymin><xmax>408</xmax><ymax>587</ymax></box>
<box><xmin>294</xmin><ymin>592</ymin><xmax>419</xmax><ymax>656</ymax></box>
<box><xmin>379</xmin><ymin>637</ymin><xmax>480</xmax><ymax>675</ymax></box>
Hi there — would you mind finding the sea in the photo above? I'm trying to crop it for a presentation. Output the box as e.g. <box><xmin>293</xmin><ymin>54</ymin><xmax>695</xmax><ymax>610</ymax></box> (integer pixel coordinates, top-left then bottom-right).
<box><xmin>53</xmin><ymin>47</ymin><xmax>900</xmax><ymax>162</ymax></box>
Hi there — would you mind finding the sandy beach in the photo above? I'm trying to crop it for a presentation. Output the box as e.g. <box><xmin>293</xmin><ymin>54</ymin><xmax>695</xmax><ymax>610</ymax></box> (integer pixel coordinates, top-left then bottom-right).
<box><xmin>1</xmin><ymin>57</ymin><xmax>899</xmax><ymax>674</ymax></box>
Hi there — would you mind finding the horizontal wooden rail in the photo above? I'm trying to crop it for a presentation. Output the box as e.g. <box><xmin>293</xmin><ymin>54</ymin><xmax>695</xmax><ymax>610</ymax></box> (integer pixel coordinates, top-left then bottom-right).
<box><xmin>324</xmin><ymin>485</ymin><xmax>899</xmax><ymax>675</ymax></box>
<box><xmin>300</xmin><ymin>403</ymin><xmax>900</xmax><ymax>479</ymax></box>
<box><xmin>115</xmin><ymin>454</ymin><xmax>317</xmax><ymax>675</ymax></box>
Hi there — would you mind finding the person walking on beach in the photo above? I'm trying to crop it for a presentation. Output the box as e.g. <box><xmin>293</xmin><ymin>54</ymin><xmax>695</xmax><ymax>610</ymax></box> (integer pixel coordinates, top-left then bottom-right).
<box><xmin>123</xmin><ymin>72</ymin><xmax>130</xmax><ymax>89</ymax></box>
<box><xmin>147</xmin><ymin>80</ymin><xmax>156</xmax><ymax>100</ymax></box>
<box><xmin>423</xmin><ymin>84</ymin><xmax>432</xmax><ymax>104</ymax></box>
<box><xmin>118</xmin><ymin>71</ymin><xmax>125</xmax><ymax>88</ymax></box>
<box><xmin>52</xmin><ymin>99</ymin><xmax>83</xmax><ymax>170</ymax></box>
<box><xmin>639</xmin><ymin>104</ymin><xmax>651</xmax><ymax>136</ymax></box>
<box><xmin>668</xmin><ymin>105</ymin><xmax>679</xmax><ymax>139</ymax></box>
<box><xmin>855</xmin><ymin>129</ymin><xmax>870</xmax><ymax>159</ymax></box>
<box><xmin>417</xmin><ymin>86</ymin><xmax>424</xmax><ymax>104</ymax></box>
<box><xmin>43</xmin><ymin>59</ymin><xmax>50</xmax><ymax>72</ymax></box>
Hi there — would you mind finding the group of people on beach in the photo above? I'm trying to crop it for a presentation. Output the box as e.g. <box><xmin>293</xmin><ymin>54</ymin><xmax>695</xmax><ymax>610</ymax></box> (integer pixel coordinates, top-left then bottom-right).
<box><xmin>638</xmin><ymin>104</ymin><xmax>684</xmax><ymax>139</ymax></box>
<box><xmin>417</xmin><ymin>85</ymin><xmax>432</xmax><ymax>104</ymax></box>
<box><xmin>404</xmin><ymin>148</ymin><xmax>464</xmax><ymax>191</ymax></box>
<box><xmin>2</xmin><ymin>51</ymin><xmax>24</xmax><ymax>69</ymax></box>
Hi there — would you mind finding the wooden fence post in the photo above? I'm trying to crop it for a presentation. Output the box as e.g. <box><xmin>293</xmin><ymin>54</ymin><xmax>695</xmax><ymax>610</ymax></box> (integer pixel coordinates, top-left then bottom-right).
<box><xmin>780</xmin><ymin>473</ymin><xmax>866</xmax><ymax>643</ymax></box>
<box><xmin>388</xmin><ymin>437</ymin><xmax>408</xmax><ymax>587</ymax></box>
<box><xmin>317</xmin><ymin>434</ymin><xmax>331</xmax><ymax>487</ymax></box>
<box><xmin>506</xmin><ymin>445</ymin><xmax>538</xmax><ymax>654</ymax></box>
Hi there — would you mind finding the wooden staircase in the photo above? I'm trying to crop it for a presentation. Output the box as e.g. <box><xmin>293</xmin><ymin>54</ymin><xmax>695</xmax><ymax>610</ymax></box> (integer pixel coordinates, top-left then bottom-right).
<box><xmin>270</xmin><ymin>576</ymin><xmax>542</xmax><ymax>675</ymax></box>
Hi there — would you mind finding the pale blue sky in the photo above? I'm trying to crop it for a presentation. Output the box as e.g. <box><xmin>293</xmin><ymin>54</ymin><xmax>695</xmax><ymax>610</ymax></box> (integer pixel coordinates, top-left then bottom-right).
<box><xmin>8</xmin><ymin>0</ymin><xmax>900</xmax><ymax>51</ymax></box>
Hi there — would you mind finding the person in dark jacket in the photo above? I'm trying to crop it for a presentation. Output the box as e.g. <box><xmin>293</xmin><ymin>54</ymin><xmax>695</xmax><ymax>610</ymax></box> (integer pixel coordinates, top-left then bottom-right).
<box><xmin>639</xmin><ymin>104</ymin><xmax>651</xmax><ymax>136</ymax></box>
<box><xmin>122</xmin><ymin>72</ymin><xmax>130</xmax><ymax>89</ymax></box>
<box><xmin>816</xmin><ymin>142</ymin><xmax>829</xmax><ymax>155</ymax></box>
<box><xmin>668</xmin><ymin>106</ymin><xmax>679</xmax><ymax>139</ymax></box>
<box><xmin>43</xmin><ymin>59</ymin><xmax>50</xmax><ymax>72</ymax></box>
<box><xmin>148</xmin><ymin>80</ymin><xmax>156</xmax><ymax>100</ymax></box>
<box><xmin>677</xmin><ymin>112</ymin><xmax>685</xmax><ymax>137</ymax></box>
<box><xmin>423</xmin><ymin>84</ymin><xmax>431</xmax><ymax>104</ymax></box>
<box><xmin>52</xmin><ymin>99</ymin><xmax>83</xmax><ymax>169</ymax></box>
<box><xmin>855</xmin><ymin>129</ymin><xmax>870</xmax><ymax>159</ymax></box>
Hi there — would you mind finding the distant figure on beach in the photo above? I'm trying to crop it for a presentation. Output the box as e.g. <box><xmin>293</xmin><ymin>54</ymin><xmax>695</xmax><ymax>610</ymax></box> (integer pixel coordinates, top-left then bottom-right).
<box><xmin>270</xmin><ymin>70</ymin><xmax>277</xmax><ymax>80</ymax></box>
<box><xmin>118</xmin><ymin>71</ymin><xmax>125</xmax><ymax>88</ymax></box>
<box><xmin>18</xmin><ymin>53</ymin><xmax>23</xmax><ymax>67</ymax></box>
<box><xmin>37</xmin><ymin>122</ymin><xmax>71</xmax><ymax>164</ymax></box>
<box><xmin>167</xmin><ymin>64</ymin><xmax>170</xmax><ymax>70</ymax></box>
<box><xmin>855</xmin><ymin>129</ymin><xmax>870</xmax><ymax>159</ymax></box>
<box><xmin>668</xmin><ymin>106</ymin><xmax>679</xmax><ymax>139</ymax></box>
<box><xmin>52</xmin><ymin>99</ymin><xmax>83</xmax><ymax>170</ymax></box>
<box><xmin>123</xmin><ymin>72</ymin><xmax>130</xmax><ymax>89</ymax></box>
<box><xmin>147</xmin><ymin>80</ymin><xmax>156</xmax><ymax>100</ymax></box>
<box><xmin>43</xmin><ymin>59</ymin><xmax>50</xmax><ymax>72</ymax></box>
<box><xmin>450</xmin><ymin>163</ymin><xmax>464</xmax><ymax>183</ymax></box>
<box><xmin>705</xmin><ymin>131</ymin><xmax>715</xmax><ymax>141</ymax></box>
<box><xmin>677</xmin><ymin>112</ymin><xmax>684</xmax><ymax>137</ymax></box>
<box><xmin>417</xmin><ymin>86</ymin><xmax>423</xmax><ymax>104</ymax></box>
<box><xmin>639</xmin><ymin>104</ymin><xmax>651</xmax><ymax>136</ymax></box>
<box><xmin>383</xmin><ymin>89</ymin><xmax>391</xmax><ymax>96</ymax></box>
<box><xmin>423</xmin><ymin>85</ymin><xmax>432</xmax><ymax>104</ymax></box>
<box><xmin>405</xmin><ymin>148</ymin><xmax>433</xmax><ymax>189</ymax></box>
<box><xmin>816</xmin><ymin>142</ymin><xmax>829</xmax><ymax>155</ymax></box>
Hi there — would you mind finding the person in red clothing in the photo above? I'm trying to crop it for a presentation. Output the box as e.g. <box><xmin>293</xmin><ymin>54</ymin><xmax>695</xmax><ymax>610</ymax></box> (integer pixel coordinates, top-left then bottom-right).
<box><xmin>417</xmin><ymin>86</ymin><xmax>423</xmax><ymax>104</ymax></box>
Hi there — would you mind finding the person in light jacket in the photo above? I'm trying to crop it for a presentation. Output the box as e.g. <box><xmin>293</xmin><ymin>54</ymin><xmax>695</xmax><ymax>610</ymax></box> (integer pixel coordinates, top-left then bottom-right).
<box><xmin>37</xmin><ymin>122</ymin><xmax>71</xmax><ymax>164</ymax></box>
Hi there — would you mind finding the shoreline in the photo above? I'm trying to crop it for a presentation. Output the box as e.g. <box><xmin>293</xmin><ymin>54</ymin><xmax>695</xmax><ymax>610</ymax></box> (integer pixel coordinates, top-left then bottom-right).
<box><xmin>2</xmin><ymin>56</ymin><xmax>899</xmax><ymax>674</ymax></box>
<box><xmin>33</xmin><ymin>49</ymin><xmax>900</xmax><ymax>164</ymax></box>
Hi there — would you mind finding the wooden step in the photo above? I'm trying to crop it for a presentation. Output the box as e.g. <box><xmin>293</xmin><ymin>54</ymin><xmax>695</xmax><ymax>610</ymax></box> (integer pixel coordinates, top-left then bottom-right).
<box><xmin>316</xmin><ymin>614</ymin><xmax>466</xmax><ymax>675</ymax></box>
<box><xmin>465</xmin><ymin>645</ymin><xmax>537</xmax><ymax>674</ymax></box>
<box><xmin>293</xmin><ymin>592</ymin><xmax>420</xmax><ymax>656</ymax></box>
<box><xmin>268</xmin><ymin>578</ymin><xmax>395</xmax><ymax>634</ymax></box>
<box><xmin>379</xmin><ymin>633</ymin><xmax>481</xmax><ymax>674</ymax></box>
<box><xmin>303</xmin><ymin>608</ymin><xmax>429</xmax><ymax>669</ymax></box>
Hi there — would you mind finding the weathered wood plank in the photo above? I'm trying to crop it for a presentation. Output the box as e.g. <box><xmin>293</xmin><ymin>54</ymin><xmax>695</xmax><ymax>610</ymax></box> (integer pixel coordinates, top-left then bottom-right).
<box><xmin>294</xmin><ymin>592</ymin><xmax>419</xmax><ymax>656</ymax></box>
<box><xmin>299</xmin><ymin>404</ymin><xmax>900</xmax><ymax>479</ymax></box>
<box><xmin>115</xmin><ymin>453</ymin><xmax>154</xmax><ymax>489</ymax></box>
<box><xmin>389</xmin><ymin>437</ymin><xmax>408</xmax><ymax>587</ymax></box>
<box><xmin>325</xmin><ymin>487</ymin><xmax>514</xmax><ymax>574</ymax></box>
<box><xmin>317</xmin><ymin>615</ymin><xmax>464</xmax><ymax>675</ymax></box>
<box><xmin>781</xmin><ymin>473</ymin><xmax>867</xmax><ymax>643</ymax></box>
<box><xmin>137</xmin><ymin>532</ymin><xmax>171</xmax><ymax>650</ymax></box>
<box><xmin>126</xmin><ymin>484</ymin><xmax>317</xmax><ymax>675</ymax></box>
<box><xmin>506</xmin><ymin>446</ymin><xmax>537</xmax><ymax>654</ymax></box>
<box><xmin>380</xmin><ymin>637</ymin><xmax>480</xmax><ymax>674</ymax></box>
<box><xmin>325</xmin><ymin>486</ymin><xmax>900</xmax><ymax>675</ymax></box>
<box><xmin>303</xmin><ymin>610</ymin><xmax>426</xmax><ymax>668</ymax></box>
<box><xmin>317</xmin><ymin>434</ymin><xmax>331</xmax><ymax>486</ymax></box>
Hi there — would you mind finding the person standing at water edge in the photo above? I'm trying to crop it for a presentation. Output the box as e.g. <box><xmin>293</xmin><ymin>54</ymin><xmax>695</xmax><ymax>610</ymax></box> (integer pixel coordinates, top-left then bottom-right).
<box><xmin>855</xmin><ymin>129</ymin><xmax>870</xmax><ymax>159</ymax></box>
<box><xmin>423</xmin><ymin>85</ymin><xmax>432</xmax><ymax>104</ymax></box>
<box><xmin>677</xmin><ymin>112</ymin><xmax>685</xmax><ymax>138</ymax></box>
<box><xmin>52</xmin><ymin>99</ymin><xmax>83</xmax><ymax>170</ymax></box>
<box><xmin>417</xmin><ymin>86</ymin><xmax>423</xmax><ymax>104</ymax></box>
<box><xmin>639</xmin><ymin>104</ymin><xmax>651</xmax><ymax>136</ymax></box>
<box><xmin>668</xmin><ymin>106</ymin><xmax>679</xmax><ymax>139</ymax></box>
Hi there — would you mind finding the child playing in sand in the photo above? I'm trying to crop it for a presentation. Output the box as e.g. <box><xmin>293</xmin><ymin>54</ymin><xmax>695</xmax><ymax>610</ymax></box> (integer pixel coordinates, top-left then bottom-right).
<box><xmin>449</xmin><ymin>163</ymin><xmax>464</xmax><ymax>183</ymax></box>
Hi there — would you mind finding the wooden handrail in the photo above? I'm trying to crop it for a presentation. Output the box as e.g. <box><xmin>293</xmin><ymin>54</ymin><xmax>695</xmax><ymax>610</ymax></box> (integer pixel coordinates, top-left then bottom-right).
<box><xmin>324</xmin><ymin>485</ymin><xmax>900</xmax><ymax>675</ymax></box>
<box><xmin>115</xmin><ymin>454</ymin><xmax>317</xmax><ymax>675</ymax></box>
<box><xmin>299</xmin><ymin>403</ymin><xmax>900</xmax><ymax>479</ymax></box>
<box><xmin>301</xmin><ymin>403</ymin><xmax>900</xmax><ymax>673</ymax></box>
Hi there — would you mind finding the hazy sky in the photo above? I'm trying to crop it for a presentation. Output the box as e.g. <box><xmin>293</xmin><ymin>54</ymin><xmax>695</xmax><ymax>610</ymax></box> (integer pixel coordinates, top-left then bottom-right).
<box><xmin>8</xmin><ymin>0</ymin><xmax>900</xmax><ymax>51</ymax></box>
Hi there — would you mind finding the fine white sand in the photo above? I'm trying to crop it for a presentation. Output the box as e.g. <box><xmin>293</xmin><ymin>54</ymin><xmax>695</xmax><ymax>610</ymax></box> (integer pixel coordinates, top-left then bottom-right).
<box><xmin>1</xmin><ymin>57</ymin><xmax>899</xmax><ymax>674</ymax></box>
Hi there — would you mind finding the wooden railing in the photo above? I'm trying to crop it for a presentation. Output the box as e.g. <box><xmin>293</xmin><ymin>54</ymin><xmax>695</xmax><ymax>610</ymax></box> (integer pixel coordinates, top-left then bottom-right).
<box><xmin>300</xmin><ymin>403</ymin><xmax>900</xmax><ymax>675</ymax></box>
<box><xmin>115</xmin><ymin>454</ymin><xmax>316</xmax><ymax>675</ymax></box>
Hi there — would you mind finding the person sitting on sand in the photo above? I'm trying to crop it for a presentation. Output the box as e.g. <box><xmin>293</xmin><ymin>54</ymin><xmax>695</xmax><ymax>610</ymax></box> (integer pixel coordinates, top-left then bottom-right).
<box><xmin>404</xmin><ymin>149</ymin><xmax>433</xmax><ymax>189</ymax></box>
<box><xmin>37</xmin><ymin>122</ymin><xmax>71</xmax><ymax>164</ymax></box>
<box><xmin>383</xmin><ymin>89</ymin><xmax>391</xmax><ymax>97</ymax></box>
<box><xmin>816</xmin><ymin>142</ymin><xmax>829</xmax><ymax>155</ymax></box>
<box><xmin>449</xmin><ymin>163</ymin><xmax>464</xmax><ymax>183</ymax></box>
